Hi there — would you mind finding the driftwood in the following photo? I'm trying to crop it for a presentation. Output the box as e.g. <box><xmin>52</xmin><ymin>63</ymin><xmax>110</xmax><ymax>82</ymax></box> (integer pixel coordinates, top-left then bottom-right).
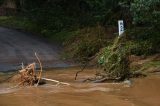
<box><xmin>16</xmin><ymin>53</ymin><xmax>70</xmax><ymax>87</ymax></box>
<box><xmin>41</xmin><ymin>78</ymin><xmax>70</xmax><ymax>86</ymax></box>
<box><xmin>19</xmin><ymin>62</ymin><xmax>37</xmax><ymax>86</ymax></box>
<box><xmin>17</xmin><ymin>53</ymin><xmax>42</xmax><ymax>86</ymax></box>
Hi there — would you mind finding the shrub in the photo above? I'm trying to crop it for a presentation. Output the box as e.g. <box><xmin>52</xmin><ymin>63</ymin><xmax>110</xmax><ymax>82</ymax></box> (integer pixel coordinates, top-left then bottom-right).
<box><xmin>64</xmin><ymin>26</ymin><xmax>109</xmax><ymax>62</ymax></box>
<box><xmin>98</xmin><ymin>37</ymin><xmax>130</xmax><ymax>80</ymax></box>
<box><xmin>131</xmin><ymin>0</ymin><xmax>160</xmax><ymax>28</ymax></box>
<box><xmin>126</xmin><ymin>28</ymin><xmax>160</xmax><ymax>55</ymax></box>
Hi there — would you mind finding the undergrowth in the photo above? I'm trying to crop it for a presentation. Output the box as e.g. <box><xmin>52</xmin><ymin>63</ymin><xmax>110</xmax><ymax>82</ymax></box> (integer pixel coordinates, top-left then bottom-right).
<box><xmin>63</xmin><ymin>25</ymin><xmax>110</xmax><ymax>63</ymax></box>
<box><xmin>0</xmin><ymin>16</ymin><xmax>76</xmax><ymax>43</ymax></box>
<box><xmin>98</xmin><ymin>36</ymin><xmax>130</xmax><ymax>80</ymax></box>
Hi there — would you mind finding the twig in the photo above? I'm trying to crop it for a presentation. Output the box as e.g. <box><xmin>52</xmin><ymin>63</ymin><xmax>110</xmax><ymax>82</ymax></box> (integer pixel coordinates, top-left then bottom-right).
<box><xmin>75</xmin><ymin>62</ymin><xmax>88</xmax><ymax>80</ymax></box>
<box><xmin>75</xmin><ymin>55</ymin><xmax>98</xmax><ymax>80</ymax></box>
<box><xmin>35</xmin><ymin>52</ymin><xmax>43</xmax><ymax>87</ymax></box>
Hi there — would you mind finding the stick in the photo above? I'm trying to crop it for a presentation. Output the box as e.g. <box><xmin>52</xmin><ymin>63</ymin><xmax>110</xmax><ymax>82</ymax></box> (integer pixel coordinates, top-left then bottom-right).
<box><xmin>75</xmin><ymin>63</ymin><xmax>88</xmax><ymax>80</ymax></box>
<box><xmin>74</xmin><ymin>55</ymin><xmax>98</xmax><ymax>80</ymax></box>
<box><xmin>35</xmin><ymin>53</ymin><xmax>43</xmax><ymax>86</ymax></box>
<box><xmin>41</xmin><ymin>78</ymin><xmax>70</xmax><ymax>86</ymax></box>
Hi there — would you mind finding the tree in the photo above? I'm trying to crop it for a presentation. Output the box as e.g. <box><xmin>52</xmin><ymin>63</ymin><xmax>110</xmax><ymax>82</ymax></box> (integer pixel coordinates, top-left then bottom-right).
<box><xmin>131</xmin><ymin>0</ymin><xmax>160</xmax><ymax>28</ymax></box>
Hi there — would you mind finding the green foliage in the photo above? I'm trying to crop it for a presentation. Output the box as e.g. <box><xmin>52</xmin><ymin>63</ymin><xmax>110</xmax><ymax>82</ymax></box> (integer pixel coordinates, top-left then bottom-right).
<box><xmin>98</xmin><ymin>37</ymin><xmax>130</xmax><ymax>80</ymax></box>
<box><xmin>64</xmin><ymin>26</ymin><xmax>108</xmax><ymax>62</ymax></box>
<box><xmin>131</xmin><ymin>0</ymin><xmax>160</xmax><ymax>28</ymax></box>
<box><xmin>0</xmin><ymin>16</ymin><xmax>38</xmax><ymax>31</ymax></box>
<box><xmin>126</xmin><ymin>41</ymin><xmax>154</xmax><ymax>56</ymax></box>
<box><xmin>144</xmin><ymin>61</ymin><xmax>160</xmax><ymax>68</ymax></box>
<box><xmin>126</xmin><ymin>27</ymin><xmax>160</xmax><ymax>55</ymax></box>
<box><xmin>0</xmin><ymin>16</ymin><xmax>78</xmax><ymax>43</ymax></box>
<box><xmin>14</xmin><ymin>0</ymin><xmax>133</xmax><ymax>30</ymax></box>
<box><xmin>47</xmin><ymin>30</ymin><xmax>78</xmax><ymax>43</ymax></box>
<box><xmin>1</xmin><ymin>0</ymin><xmax>159</xmax><ymax>60</ymax></box>
<box><xmin>16</xmin><ymin>0</ymin><xmax>99</xmax><ymax>29</ymax></box>
<box><xmin>132</xmin><ymin>60</ymin><xmax>160</xmax><ymax>74</ymax></box>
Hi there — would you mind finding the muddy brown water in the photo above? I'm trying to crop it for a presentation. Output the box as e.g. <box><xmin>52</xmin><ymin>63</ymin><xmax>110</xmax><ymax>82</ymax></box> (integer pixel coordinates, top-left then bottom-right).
<box><xmin>0</xmin><ymin>67</ymin><xmax>160</xmax><ymax>106</ymax></box>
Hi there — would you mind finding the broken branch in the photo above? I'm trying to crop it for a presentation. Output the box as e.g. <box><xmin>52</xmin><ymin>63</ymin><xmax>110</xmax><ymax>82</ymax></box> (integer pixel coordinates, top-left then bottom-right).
<box><xmin>41</xmin><ymin>78</ymin><xmax>70</xmax><ymax>86</ymax></box>
<box><xmin>35</xmin><ymin>52</ymin><xmax>43</xmax><ymax>87</ymax></box>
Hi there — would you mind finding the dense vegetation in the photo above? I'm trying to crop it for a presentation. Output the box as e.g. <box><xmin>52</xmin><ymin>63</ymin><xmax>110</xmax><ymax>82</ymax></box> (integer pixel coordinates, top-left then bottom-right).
<box><xmin>0</xmin><ymin>0</ymin><xmax>159</xmax><ymax>79</ymax></box>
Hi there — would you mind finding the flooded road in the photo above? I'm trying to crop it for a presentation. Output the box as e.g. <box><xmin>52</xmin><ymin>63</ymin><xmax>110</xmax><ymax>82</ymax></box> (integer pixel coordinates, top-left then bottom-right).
<box><xmin>0</xmin><ymin>27</ymin><xmax>74</xmax><ymax>71</ymax></box>
<box><xmin>0</xmin><ymin>67</ymin><xmax>160</xmax><ymax>106</ymax></box>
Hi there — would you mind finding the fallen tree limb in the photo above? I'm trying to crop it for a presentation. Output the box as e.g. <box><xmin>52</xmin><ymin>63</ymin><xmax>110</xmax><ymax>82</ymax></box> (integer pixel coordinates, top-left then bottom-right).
<box><xmin>41</xmin><ymin>78</ymin><xmax>70</xmax><ymax>86</ymax></box>
<box><xmin>75</xmin><ymin>63</ymin><xmax>88</xmax><ymax>80</ymax></box>
<box><xmin>75</xmin><ymin>55</ymin><xmax>98</xmax><ymax>80</ymax></box>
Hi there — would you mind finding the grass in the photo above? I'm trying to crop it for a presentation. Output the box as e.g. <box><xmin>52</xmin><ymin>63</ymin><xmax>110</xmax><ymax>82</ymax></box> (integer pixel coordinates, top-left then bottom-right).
<box><xmin>142</xmin><ymin>61</ymin><xmax>160</xmax><ymax>71</ymax></box>
<box><xmin>63</xmin><ymin>26</ymin><xmax>109</xmax><ymax>62</ymax></box>
<box><xmin>0</xmin><ymin>16</ymin><xmax>76</xmax><ymax>44</ymax></box>
<box><xmin>46</xmin><ymin>30</ymin><xmax>78</xmax><ymax>43</ymax></box>
<box><xmin>131</xmin><ymin>58</ymin><xmax>160</xmax><ymax>74</ymax></box>
<box><xmin>0</xmin><ymin>16</ymin><xmax>37</xmax><ymax>30</ymax></box>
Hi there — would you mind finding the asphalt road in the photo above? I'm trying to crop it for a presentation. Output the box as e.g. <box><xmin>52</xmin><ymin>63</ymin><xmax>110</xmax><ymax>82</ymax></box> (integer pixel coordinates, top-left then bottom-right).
<box><xmin>0</xmin><ymin>27</ymin><xmax>72</xmax><ymax>71</ymax></box>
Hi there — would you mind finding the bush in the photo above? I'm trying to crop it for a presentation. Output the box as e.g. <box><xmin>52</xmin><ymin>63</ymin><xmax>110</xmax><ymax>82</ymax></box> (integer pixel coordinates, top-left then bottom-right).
<box><xmin>98</xmin><ymin>37</ymin><xmax>130</xmax><ymax>80</ymax></box>
<box><xmin>131</xmin><ymin>0</ymin><xmax>160</xmax><ymax>28</ymax></box>
<box><xmin>0</xmin><ymin>16</ymin><xmax>39</xmax><ymax>31</ymax></box>
<box><xmin>126</xmin><ymin>41</ymin><xmax>154</xmax><ymax>56</ymax></box>
<box><xmin>64</xmin><ymin>26</ymin><xmax>109</xmax><ymax>62</ymax></box>
<box><xmin>126</xmin><ymin>28</ymin><xmax>160</xmax><ymax>55</ymax></box>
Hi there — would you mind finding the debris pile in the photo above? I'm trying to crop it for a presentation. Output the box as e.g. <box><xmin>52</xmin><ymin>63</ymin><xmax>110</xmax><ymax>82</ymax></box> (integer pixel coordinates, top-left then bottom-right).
<box><xmin>9</xmin><ymin>53</ymin><xmax>70</xmax><ymax>87</ymax></box>
<box><xmin>18</xmin><ymin>63</ymin><xmax>38</xmax><ymax>86</ymax></box>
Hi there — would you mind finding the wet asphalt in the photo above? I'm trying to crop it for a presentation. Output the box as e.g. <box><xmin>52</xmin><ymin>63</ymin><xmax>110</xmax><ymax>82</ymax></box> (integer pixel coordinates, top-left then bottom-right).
<box><xmin>0</xmin><ymin>27</ymin><xmax>73</xmax><ymax>71</ymax></box>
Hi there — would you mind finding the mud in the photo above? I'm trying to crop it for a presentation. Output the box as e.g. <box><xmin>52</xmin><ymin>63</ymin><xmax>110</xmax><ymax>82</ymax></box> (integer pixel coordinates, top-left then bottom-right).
<box><xmin>0</xmin><ymin>67</ymin><xmax>160</xmax><ymax>106</ymax></box>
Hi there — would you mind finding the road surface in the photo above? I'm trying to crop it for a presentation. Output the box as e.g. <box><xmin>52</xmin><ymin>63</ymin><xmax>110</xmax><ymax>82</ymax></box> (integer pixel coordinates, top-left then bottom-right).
<box><xmin>0</xmin><ymin>27</ymin><xmax>72</xmax><ymax>71</ymax></box>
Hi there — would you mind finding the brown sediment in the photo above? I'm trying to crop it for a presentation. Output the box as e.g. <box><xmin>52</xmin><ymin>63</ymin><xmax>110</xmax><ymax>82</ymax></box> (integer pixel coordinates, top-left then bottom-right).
<box><xmin>0</xmin><ymin>67</ymin><xmax>160</xmax><ymax>106</ymax></box>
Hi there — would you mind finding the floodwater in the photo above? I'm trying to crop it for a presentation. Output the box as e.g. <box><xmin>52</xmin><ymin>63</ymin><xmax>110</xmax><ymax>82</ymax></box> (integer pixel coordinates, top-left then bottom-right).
<box><xmin>0</xmin><ymin>67</ymin><xmax>160</xmax><ymax>106</ymax></box>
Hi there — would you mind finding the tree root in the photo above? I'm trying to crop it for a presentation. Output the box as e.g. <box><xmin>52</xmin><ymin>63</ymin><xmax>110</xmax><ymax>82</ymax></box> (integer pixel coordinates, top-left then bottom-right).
<box><xmin>9</xmin><ymin>53</ymin><xmax>71</xmax><ymax>87</ymax></box>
